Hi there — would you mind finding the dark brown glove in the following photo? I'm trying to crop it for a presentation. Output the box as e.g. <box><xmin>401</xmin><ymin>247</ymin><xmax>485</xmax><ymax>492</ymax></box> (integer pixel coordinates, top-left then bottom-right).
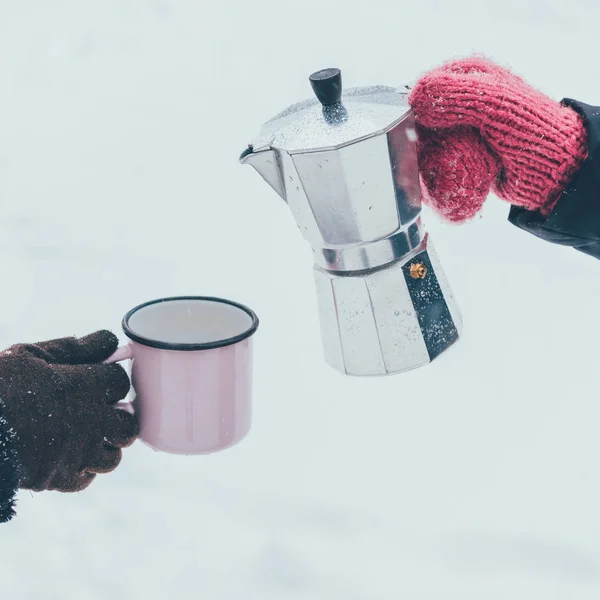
<box><xmin>0</xmin><ymin>330</ymin><xmax>137</xmax><ymax>492</ymax></box>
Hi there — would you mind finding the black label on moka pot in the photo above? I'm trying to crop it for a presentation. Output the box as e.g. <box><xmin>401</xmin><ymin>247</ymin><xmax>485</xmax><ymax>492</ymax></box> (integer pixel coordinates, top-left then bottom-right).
<box><xmin>402</xmin><ymin>252</ymin><xmax>459</xmax><ymax>361</ymax></box>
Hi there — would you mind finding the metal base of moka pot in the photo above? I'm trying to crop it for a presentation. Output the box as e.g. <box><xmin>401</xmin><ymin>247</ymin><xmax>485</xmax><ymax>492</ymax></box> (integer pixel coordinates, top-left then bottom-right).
<box><xmin>313</xmin><ymin>235</ymin><xmax>462</xmax><ymax>376</ymax></box>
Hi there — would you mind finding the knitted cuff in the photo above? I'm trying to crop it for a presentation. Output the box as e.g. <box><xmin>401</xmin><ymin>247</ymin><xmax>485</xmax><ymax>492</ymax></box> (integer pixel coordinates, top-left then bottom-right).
<box><xmin>0</xmin><ymin>399</ymin><xmax>21</xmax><ymax>523</ymax></box>
<box><xmin>507</xmin><ymin>98</ymin><xmax>600</xmax><ymax>261</ymax></box>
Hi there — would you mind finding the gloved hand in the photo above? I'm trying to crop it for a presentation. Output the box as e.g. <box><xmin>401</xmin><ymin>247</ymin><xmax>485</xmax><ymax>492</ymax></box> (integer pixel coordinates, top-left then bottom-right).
<box><xmin>409</xmin><ymin>57</ymin><xmax>589</xmax><ymax>222</ymax></box>
<box><xmin>0</xmin><ymin>330</ymin><xmax>137</xmax><ymax>492</ymax></box>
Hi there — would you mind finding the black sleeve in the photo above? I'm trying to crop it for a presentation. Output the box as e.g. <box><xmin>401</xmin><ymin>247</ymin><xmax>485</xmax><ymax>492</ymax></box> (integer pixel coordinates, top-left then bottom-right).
<box><xmin>0</xmin><ymin>400</ymin><xmax>20</xmax><ymax>523</ymax></box>
<box><xmin>508</xmin><ymin>99</ymin><xmax>600</xmax><ymax>260</ymax></box>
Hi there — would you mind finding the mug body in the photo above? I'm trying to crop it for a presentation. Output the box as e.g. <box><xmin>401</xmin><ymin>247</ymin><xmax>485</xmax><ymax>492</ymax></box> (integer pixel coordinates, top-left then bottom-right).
<box><xmin>123</xmin><ymin>297</ymin><xmax>258</xmax><ymax>454</ymax></box>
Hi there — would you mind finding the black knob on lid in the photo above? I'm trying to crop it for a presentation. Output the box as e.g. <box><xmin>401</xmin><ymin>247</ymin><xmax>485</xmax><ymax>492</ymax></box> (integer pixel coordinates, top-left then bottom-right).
<box><xmin>310</xmin><ymin>68</ymin><xmax>343</xmax><ymax>106</ymax></box>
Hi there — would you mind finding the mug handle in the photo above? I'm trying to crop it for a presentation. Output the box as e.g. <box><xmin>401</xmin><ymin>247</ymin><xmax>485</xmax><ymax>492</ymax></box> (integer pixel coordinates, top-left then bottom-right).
<box><xmin>105</xmin><ymin>344</ymin><xmax>134</xmax><ymax>364</ymax></box>
<box><xmin>105</xmin><ymin>343</ymin><xmax>136</xmax><ymax>415</ymax></box>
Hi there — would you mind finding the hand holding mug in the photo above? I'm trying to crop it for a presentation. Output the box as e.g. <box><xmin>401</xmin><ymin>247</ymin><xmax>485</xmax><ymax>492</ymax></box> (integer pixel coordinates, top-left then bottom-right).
<box><xmin>0</xmin><ymin>331</ymin><xmax>137</xmax><ymax>494</ymax></box>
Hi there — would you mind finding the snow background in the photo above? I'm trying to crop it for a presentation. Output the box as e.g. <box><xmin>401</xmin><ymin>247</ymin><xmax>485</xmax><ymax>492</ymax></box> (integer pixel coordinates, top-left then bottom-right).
<box><xmin>1</xmin><ymin>1</ymin><xmax>600</xmax><ymax>598</ymax></box>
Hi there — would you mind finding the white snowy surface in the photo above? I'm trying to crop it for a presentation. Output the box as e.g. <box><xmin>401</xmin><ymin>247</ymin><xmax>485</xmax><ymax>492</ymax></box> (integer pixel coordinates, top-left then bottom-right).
<box><xmin>1</xmin><ymin>1</ymin><xmax>600</xmax><ymax>598</ymax></box>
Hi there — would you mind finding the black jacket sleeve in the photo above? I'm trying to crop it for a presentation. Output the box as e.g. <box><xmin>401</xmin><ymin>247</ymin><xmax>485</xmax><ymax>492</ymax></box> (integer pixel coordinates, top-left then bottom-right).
<box><xmin>0</xmin><ymin>400</ymin><xmax>20</xmax><ymax>522</ymax></box>
<box><xmin>508</xmin><ymin>99</ymin><xmax>600</xmax><ymax>260</ymax></box>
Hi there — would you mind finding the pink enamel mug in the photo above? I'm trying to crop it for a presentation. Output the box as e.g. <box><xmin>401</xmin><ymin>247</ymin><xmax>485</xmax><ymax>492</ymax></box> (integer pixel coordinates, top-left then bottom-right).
<box><xmin>109</xmin><ymin>296</ymin><xmax>259</xmax><ymax>455</ymax></box>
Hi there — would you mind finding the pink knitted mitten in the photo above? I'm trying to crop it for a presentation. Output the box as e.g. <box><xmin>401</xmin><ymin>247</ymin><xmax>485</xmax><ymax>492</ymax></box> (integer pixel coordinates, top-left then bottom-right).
<box><xmin>409</xmin><ymin>57</ymin><xmax>588</xmax><ymax>223</ymax></box>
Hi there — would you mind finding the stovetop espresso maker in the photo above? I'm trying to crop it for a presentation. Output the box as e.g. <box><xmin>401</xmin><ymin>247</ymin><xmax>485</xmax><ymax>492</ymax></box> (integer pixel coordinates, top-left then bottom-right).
<box><xmin>241</xmin><ymin>68</ymin><xmax>462</xmax><ymax>376</ymax></box>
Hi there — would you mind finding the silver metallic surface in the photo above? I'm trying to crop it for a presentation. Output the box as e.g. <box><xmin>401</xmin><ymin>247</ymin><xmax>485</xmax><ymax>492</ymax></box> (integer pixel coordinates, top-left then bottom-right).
<box><xmin>250</xmin><ymin>86</ymin><xmax>411</xmax><ymax>154</ymax></box>
<box><xmin>242</xmin><ymin>77</ymin><xmax>462</xmax><ymax>376</ymax></box>
<box><xmin>312</xmin><ymin>219</ymin><xmax>424</xmax><ymax>272</ymax></box>
<box><xmin>314</xmin><ymin>238</ymin><xmax>433</xmax><ymax>376</ymax></box>
<box><xmin>242</xmin><ymin>112</ymin><xmax>422</xmax><ymax>251</ymax></box>
<box><xmin>292</xmin><ymin>132</ymin><xmax>405</xmax><ymax>246</ymax></box>
<box><xmin>241</xmin><ymin>148</ymin><xmax>286</xmax><ymax>201</ymax></box>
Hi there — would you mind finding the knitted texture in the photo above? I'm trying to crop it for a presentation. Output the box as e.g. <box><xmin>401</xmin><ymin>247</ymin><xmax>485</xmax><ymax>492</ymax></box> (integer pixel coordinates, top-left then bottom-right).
<box><xmin>0</xmin><ymin>331</ymin><xmax>137</xmax><ymax>494</ymax></box>
<box><xmin>409</xmin><ymin>57</ymin><xmax>588</xmax><ymax>222</ymax></box>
